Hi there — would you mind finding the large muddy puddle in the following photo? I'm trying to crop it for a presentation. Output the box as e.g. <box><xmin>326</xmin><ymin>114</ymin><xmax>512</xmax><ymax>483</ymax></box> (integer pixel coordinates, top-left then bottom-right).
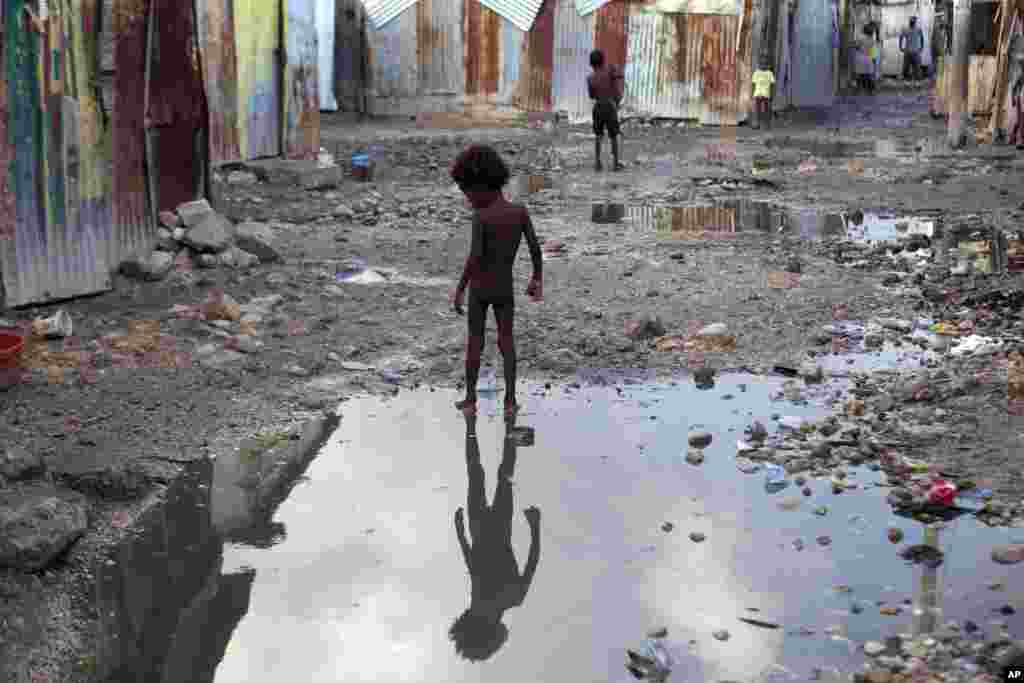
<box><xmin>98</xmin><ymin>377</ymin><xmax>1024</xmax><ymax>682</ymax></box>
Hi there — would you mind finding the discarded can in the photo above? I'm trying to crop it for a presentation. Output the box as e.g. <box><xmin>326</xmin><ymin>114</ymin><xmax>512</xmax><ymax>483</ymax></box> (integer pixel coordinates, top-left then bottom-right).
<box><xmin>508</xmin><ymin>426</ymin><xmax>535</xmax><ymax>446</ymax></box>
<box><xmin>352</xmin><ymin>153</ymin><xmax>373</xmax><ymax>181</ymax></box>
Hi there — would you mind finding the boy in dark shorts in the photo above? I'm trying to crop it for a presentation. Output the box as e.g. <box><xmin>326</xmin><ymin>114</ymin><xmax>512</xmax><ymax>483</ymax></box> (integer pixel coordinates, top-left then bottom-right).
<box><xmin>449</xmin><ymin>145</ymin><xmax>543</xmax><ymax>418</ymax></box>
<box><xmin>587</xmin><ymin>49</ymin><xmax>625</xmax><ymax>171</ymax></box>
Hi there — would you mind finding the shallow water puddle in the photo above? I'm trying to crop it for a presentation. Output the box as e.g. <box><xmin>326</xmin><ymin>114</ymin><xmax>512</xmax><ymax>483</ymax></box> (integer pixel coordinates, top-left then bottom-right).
<box><xmin>93</xmin><ymin>378</ymin><xmax>1019</xmax><ymax>682</ymax></box>
<box><xmin>593</xmin><ymin>200</ymin><xmax>938</xmax><ymax>245</ymax></box>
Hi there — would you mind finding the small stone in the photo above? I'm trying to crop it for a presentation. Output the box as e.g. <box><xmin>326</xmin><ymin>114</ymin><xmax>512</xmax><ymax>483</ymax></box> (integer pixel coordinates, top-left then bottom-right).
<box><xmin>0</xmin><ymin>485</ymin><xmax>89</xmax><ymax>571</ymax></box>
<box><xmin>814</xmin><ymin>506</ymin><xmax>829</xmax><ymax>516</ymax></box>
<box><xmin>119</xmin><ymin>248</ymin><xmax>175</xmax><ymax>281</ymax></box>
<box><xmin>816</xmin><ymin>535</ymin><xmax>832</xmax><ymax>546</ymax></box>
<box><xmin>228</xmin><ymin>336</ymin><xmax>264</xmax><ymax>354</ymax></box>
<box><xmin>992</xmin><ymin>545</ymin><xmax>1024</xmax><ymax>564</ymax></box>
<box><xmin>172</xmin><ymin>227</ymin><xmax>186</xmax><ymax>241</ymax></box>
<box><xmin>233</xmin><ymin>222</ymin><xmax>282</xmax><ymax>263</ymax></box>
<box><xmin>802</xmin><ymin>486</ymin><xmax>813</xmax><ymax>496</ymax></box>
<box><xmin>799</xmin><ymin>361</ymin><xmax>824</xmax><ymax>381</ymax></box>
<box><xmin>880</xmin><ymin>606</ymin><xmax>902</xmax><ymax>616</ymax></box>
<box><xmin>712</xmin><ymin>629</ymin><xmax>730</xmax><ymax>641</ymax></box>
<box><xmin>684</xmin><ymin>449</ymin><xmax>705</xmax><ymax>465</ymax></box>
<box><xmin>846</xmin><ymin>399</ymin><xmax>866</xmax><ymax>417</ymax></box>
<box><xmin>689</xmin><ymin>531</ymin><xmax>706</xmax><ymax>543</ymax></box>
<box><xmin>688</xmin><ymin>431</ymin><xmax>713</xmax><ymax>448</ymax></box>
<box><xmin>0</xmin><ymin>447</ymin><xmax>46</xmax><ymax>482</ymax></box>
<box><xmin>156</xmin><ymin>227</ymin><xmax>178</xmax><ymax>251</ymax></box>
<box><xmin>777</xmin><ymin>497</ymin><xmax>802</xmax><ymax>511</ymax></box>
<box><xmin>285</xmin><ymin>364</ymin><xmax>310</xmax><ymax>377</ymax></box>
<box><xmin>183</xmin><ymin>211</ymin><xmax>233</xmax><ymax>253</ymax></box>
<box><xmin>203</xmin><ymin>292</ymin><xmax>242</xmax><ymax>322</ymax></box>
<box><xmin>864</xmin><ymin>641</ymin><xmax>886</xmax><ymax>656</ymax></box>
<box><xmin>625</xmin><ymin>315</ymin><xmax>666</xmax><ymax>340</ymax></box>
<box><xmin>696</xmin><ymin>323</ymin><xmax>728</xmax><ymax>337</ymax></box>
<box><xmin>176</xmin><ymin>198</ymin><xmax>214</xmax><ymax>227</ymax></box>
<box><xmin>792</xmin><ymin>538</ymin><xmax>805</xmax><ymax>551</ymax></box>
<box><xmin>159</xmin><ymin>210</ymin><xmax>181</xmax><ymax>228</ymax></box>
<box><xmin>197</xmin><ymin>254</ymin><xmax>219</xmax><ymax>268</ymax></box>
<box><xmin>661</xmin><ymin>522</ymin><xmax>674</xmax><ymax>532</ymax></box>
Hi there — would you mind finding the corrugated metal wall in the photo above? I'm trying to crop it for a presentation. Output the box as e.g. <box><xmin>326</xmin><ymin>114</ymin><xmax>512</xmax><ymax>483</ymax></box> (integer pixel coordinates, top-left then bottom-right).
<box><xmin>792</xmin><ymin>0</ymin><xmax>834</xmax><ymax>107</ymax></box>
<box><xmin>113</xmin><ymin>0</ymin><xmax>153</xmax><ymax>270</ymax></box>
<box><xmin>235</xmin><ymin>0</ymin><xmax>282</xmax><ymax>159</ymax></box>
<box><xmin>152</xmin><ymin>0</ymin><xmax>206</xmax><ymax>213</ymax></box>
<box><xmin>552</xmin><ymin>0</ymin><xmax>593</xmax><ymax>123</ymax></box>
<box><xmin>317</xmin><ymin>0</ymin><xmax>338</xmax><ymax>110</ymax></box>
<box><xmin>367</xmin><ymin>4</ymin><xmax>418</xmax><ymax>101</ymax></box>
<box><xmin>417</xmin><ymin>0</ymin><xmax>464</xmax><ymax>95</ymax></box>
<box><xmin>285</xmin><ymin>0</ymin><xmax>320</xmax><ymax>159</ymax></box>
<box><xmin>515</xmin><ymin>0</ymin><xmax>555</xmax><ymax>109</ymax></box>
<box><xmin>594</xmin><ymin>0</ymin><xmax>628</xmax><ymax>70</ymax></box>
<box><xmin>335</xmin><ymin>0</ymin><xmax>367</xmax><ymax>112</ymax></box>
<box><xmin>499</xmin><ymin>17</ymin><xmax>525</xmax><ymax>101</ymax></box>
<box><xmin>197</xmin><ymin>0</ymin><xmax>242</xmax><ymax>163</ymax></box>
<box><xmin>465</xmin><ymin>0</ymin><xmax>502</xmax><ymax>96</ymax></box>
<box><xmin>1</xmin><ymin>0</ymin><xmax>113</xmax><ymax>307</ymax></box>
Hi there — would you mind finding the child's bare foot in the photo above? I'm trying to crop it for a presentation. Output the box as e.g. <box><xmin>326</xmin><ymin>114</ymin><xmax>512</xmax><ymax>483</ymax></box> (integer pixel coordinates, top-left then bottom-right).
<box><xmin>455</xmin><ymin>398</ymin><xmax>477</xmax><ymax>416</ymax></box>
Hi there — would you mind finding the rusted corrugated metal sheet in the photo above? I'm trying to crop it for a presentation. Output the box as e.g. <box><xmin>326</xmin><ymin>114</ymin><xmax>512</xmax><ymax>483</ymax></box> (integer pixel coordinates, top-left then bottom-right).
<box><xmin>335</xmin><ymin>0</ymin><xmax>367</xmax><ymax>112</ymax></box>
<box><xmin>317</xmin><ymin>0</ymin><xmax>338</xmax><ymax>110</ymax></box>
<box><xmin>594</xmin><ymin>0</ymin><xmax>628</xmax><ymax>70</ymax></box>
<box><xmin>552</xmin><ymin>0</ymin><xmax>593</xmax><ymax>123</ymax></box>
<box><xmin>197</xmin><ymin>0</ymin><xmax>241</xmax><ymax>163</ymax></box>
<box><xmin>1</xmin><ymin>0</ymin><xmax>113</xmax><ymax>308</ymax></box>
<box><xmin>515</xmin><ymin>0</ymin><xmax>554</xmax><ymax>110</ymax></box>
<box><xmin>418</xmin><ymin>0</ymin><xmax>464</xmax><ymax>95</ymax></box>
<box><xmin>151</xmin><ymin>0</ymin><xmax>206</xmax><ymax>212</ymax></box>
<box><xmin>285</xmin><ymin>0</ymin><xmax>320</xmax><ymax>159</ymax></box>
<box><xmin>235</xmin><ymin>0</ymin><xmax>282</xmax><ymax>159</ymax></box>
<box><xmin>113</xmin><ymin>0</ymin><xmax>153</xmax><ymax>267</ymax></box>
<box><xmin>465</xmin><ymin>0</ymin><xmax>502</xmax><ymax>95</ymax></box>
<box><xmin>624</xmin><ymin>4</ymin><xmax>750</xmax><ymax>123</ymax></box>
<box><xmin>479</xmin><ymin>0</ymin><xmax>546</xmax><ymax>30</ymax></box>
<box><xmin>367</xmin><ymin>5</ymin><xmax>418</xmax><ymax>100</ymax></box>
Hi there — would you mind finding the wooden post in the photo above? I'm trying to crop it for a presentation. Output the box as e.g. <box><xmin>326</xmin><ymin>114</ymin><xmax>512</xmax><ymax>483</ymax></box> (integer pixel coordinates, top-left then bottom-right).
<box><xmin>947</xmin><ymin>0</ymin><xmax>972</xmax><ymax>147</ymax></box>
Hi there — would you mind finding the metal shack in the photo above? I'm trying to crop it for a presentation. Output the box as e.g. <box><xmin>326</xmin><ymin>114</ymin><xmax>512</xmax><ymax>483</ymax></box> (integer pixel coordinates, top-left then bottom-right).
<box><xmin>357</xmin><ymin>0</ymin><xmax>757</xmax><ymax>124</ymax></box>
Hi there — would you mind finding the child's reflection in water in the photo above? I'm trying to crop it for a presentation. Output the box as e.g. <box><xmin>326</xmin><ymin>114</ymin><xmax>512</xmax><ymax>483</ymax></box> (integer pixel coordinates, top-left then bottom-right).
<box><xmin>449</xmin><ymin>414</ymin><xmax>540</xmax><ymax>661</ymax></box>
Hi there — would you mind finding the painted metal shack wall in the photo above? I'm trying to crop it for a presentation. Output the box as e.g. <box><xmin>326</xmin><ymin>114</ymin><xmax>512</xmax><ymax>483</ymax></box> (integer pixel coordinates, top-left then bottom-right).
<box><xmin>1</xmin><ymin>0</ymin><xmax>115</xmax><ymax>308</ymax></box>
<box><xmin>198</xmin><ymin>0</ymin><xmax>321</xmax><ymax>163</ymax></box>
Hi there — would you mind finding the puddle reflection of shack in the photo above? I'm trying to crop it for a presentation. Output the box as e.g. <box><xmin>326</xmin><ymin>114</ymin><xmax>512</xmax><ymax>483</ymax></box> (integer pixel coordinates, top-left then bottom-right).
<box><xmin>914</xmin><ymin>525</ymin><xmax>944</xmax><ymax>637</ymax></box>
<box><xmin>655</xmin><ymin>206</ymin><xmax>738</xmax><ymax>240</ymax></box>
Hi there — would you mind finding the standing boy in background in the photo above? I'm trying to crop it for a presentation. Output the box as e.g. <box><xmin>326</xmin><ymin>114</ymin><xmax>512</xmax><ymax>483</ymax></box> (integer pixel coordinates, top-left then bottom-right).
<box><xmin>587</xmin><ymin>50</ymin><xmax>625</xmax><ymax>171</ymax></box>
<box><xmin>751</xmin><ymin>56</ymin><xmax>775</xmax><ymax>129</ymax></box>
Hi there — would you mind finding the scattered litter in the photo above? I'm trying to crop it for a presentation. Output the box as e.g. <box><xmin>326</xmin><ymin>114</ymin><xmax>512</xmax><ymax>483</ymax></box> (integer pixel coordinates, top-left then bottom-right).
<box><xmin>765</xmin><ymin>463</ymin><xmax>788</xmax><ymax>492</ymax></box>
<box><xmin>341</xmin><ymin>362</ymin><xmax>375</xmax><ymax>371</ymax></box>
<box><xmin>31</xmin><ymin>310</ymin><xmax>72</xmax><ymax>339</ymax></box>
<box><xmin>899</xmin><ymin>544</ymin><xmax>945</xmax><ymax>569</ymax></box>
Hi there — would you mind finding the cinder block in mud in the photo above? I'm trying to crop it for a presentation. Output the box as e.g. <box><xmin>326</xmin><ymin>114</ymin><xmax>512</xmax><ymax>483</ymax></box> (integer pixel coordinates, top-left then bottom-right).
<box><xmin>241</xmin><ymin>159</ymin><xmax>343</xmax><ymax>189</ymax></box>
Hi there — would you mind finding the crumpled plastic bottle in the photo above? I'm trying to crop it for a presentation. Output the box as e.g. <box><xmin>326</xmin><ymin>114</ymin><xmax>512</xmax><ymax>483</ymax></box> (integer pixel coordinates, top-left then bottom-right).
<box><xmin>926</xmin><ymin>479</ymin><xmax>957</xmax><ymax>506</ymax></box>
<box><xmin>477</xmin><ymin>366</ymin><xmax>499</xmax><ymax>395</ymax></box>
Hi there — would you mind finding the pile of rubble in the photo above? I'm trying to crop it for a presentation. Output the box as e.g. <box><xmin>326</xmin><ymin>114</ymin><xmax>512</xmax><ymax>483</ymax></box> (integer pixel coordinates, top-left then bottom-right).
<box><xmin>119</xmin><ymin>199</ymin><xmax>282</xmax><ymax>282</ymax></box>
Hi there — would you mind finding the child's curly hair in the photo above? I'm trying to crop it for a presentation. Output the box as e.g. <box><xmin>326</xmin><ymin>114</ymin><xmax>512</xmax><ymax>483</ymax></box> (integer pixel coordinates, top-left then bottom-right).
<box><xmin>450</xmin><ymin>145</ymin><xmax>510</xmax><ymax>192</ymax></box>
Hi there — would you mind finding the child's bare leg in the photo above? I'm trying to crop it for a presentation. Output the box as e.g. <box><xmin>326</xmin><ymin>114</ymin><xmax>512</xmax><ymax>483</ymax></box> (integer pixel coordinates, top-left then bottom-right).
<box><xmin>494</xmin><ymin>301</ymin><xmax>517</xmax><ymax>415</ymax></box>
<box><xmin>457</xmin><ymin>297</ymin><xmax>487</xmax><ymax>414</ymax></box>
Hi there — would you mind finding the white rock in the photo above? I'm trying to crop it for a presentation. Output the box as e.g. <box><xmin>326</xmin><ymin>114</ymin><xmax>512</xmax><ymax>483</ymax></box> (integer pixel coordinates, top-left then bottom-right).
<box><xmin>696</xmin><ymin>323</ymin><xmax>728</xmax><ymax>337</ymax></box>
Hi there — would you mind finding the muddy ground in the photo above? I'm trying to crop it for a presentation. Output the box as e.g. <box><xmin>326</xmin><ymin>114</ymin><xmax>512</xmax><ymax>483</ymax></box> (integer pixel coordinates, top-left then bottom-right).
<box><xmin>2</xmin><ymin>82</ymin><xmax>1024</xmax><ymax>680</ymax></box>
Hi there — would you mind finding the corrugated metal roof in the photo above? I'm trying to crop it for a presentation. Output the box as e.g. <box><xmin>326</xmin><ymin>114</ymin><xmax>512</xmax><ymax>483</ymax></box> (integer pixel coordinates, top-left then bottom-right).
<box><xmin>575</xmin><ymin>0</ymin><xmax>614</xmax><ymax>17</ymax></box>
<box><xmin>479</xmin><ymin>0</ymin><xmax>545</xmax><ymax>32</ymax></box>
<box><xmin>365</xmin><ymin>0</ymin><xmax>419</xmax><ymax>30</ymax></box>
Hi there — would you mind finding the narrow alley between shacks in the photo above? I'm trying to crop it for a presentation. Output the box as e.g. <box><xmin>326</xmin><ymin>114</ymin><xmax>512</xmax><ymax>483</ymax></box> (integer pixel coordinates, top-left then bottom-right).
<box><xmin>3</xmin><ymin>0</ymin><xmax>1024</xmax><ymax>680</ymax></box>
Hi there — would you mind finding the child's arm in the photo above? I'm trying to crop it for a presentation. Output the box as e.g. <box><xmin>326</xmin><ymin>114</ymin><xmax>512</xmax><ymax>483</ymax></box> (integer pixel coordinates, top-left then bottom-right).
<box><xmin>456</xmin><ymin>216</ymin><xmax>484</xmax><ymax>297</ymax></box>
<box><xmin>455</xmin><ymin>507</ymin><xmax>472</xmax><ymax>571</ymax></box>
<box><xmin>587</xmin><ymin>75</ymin><xmax>595</xmax><ymax>100</ymax></box>
<box><xmin>522</xmin><ymin>213</ymin><xmax>543</xmax><ymax>297</ymax></box>
<box><xmin>516</xmin><ymin>514</ymin><xmax>541</xmax><ymax>601</ymax></box>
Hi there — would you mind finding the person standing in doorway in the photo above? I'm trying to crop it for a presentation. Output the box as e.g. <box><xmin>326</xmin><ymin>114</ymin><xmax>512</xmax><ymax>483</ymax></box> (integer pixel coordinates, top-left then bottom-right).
<box><xmin>866</xmin><ymin>22</ymin><xmax>882</xmax><ymax>89</ymax></box>
<box><xmin>900</xmin><ymin>16</ymin><xmax>926</xmax><ymax>81</ymax></box>
<box><xmin>587</xmin><ymin>49</ymin><xmax>625</xmax><ymax>172</ymax></box>
<box><xmin>751</xmin><ymin>55</ymin><xmax>775</xmax><ymax>129</ymax></box>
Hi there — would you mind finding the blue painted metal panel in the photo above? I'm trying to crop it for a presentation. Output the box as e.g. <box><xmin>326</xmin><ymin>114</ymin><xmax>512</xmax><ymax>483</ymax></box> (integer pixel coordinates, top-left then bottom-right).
<box><xmin>793</xmin><ymin>0</ymin><xmax>834</xmax><ymax>107</ymax></box>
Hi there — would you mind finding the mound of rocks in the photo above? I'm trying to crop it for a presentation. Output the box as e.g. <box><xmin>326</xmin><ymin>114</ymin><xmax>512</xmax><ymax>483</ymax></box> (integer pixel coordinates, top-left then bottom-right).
<box><xmin>119</xmin><ymin>199</ymin><xmax>282</xmax><ymax>282</ymax></box>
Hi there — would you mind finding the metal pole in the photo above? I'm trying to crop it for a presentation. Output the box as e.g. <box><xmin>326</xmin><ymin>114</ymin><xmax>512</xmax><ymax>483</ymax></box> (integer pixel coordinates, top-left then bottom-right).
<box><xmin>947</xmin><ymin>0</ymin><xmax>972</xmax><ymax>147</ymax></box>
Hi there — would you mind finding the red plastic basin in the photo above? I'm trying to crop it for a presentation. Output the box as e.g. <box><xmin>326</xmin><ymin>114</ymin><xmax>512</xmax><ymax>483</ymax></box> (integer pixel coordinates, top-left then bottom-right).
<box><xmin>0</xmin><ymin>330</ymin><xmax>25</xmax><ymax>368</ymax></box>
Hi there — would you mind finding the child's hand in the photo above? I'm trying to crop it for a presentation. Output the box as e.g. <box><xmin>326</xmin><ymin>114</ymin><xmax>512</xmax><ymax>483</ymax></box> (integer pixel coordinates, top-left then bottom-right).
<box><xmin>526</xmin><ymin>277</ymin><xmax>542</xmax><ymax>302</ymax></box>
<box><xmin>450</xmin><ymin>288</ymin><xmax>465</xmax><ymax>315</ymax></box>
<box><xmin>523</xmin><ymin>506</ymin><xmax>541</xmax><ymax>526</ymax></box>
